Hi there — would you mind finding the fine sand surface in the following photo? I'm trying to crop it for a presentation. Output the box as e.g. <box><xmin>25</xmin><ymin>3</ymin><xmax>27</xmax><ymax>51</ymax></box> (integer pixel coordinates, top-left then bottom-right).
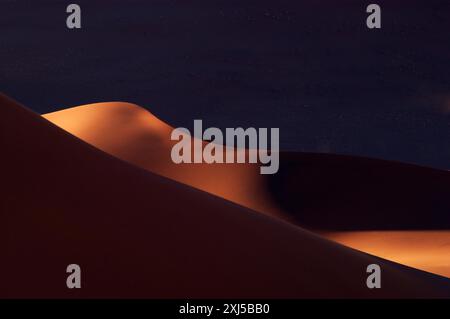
<box><xmin>43</xmin><ymin>102</ymin><xmax>450</xmax><ymax>279</ymax></box>
<box><xmin>323</xmin><ymin>231</ymin><xmax>450</xmax><ymax>278</ymax></box>
<box><xmin>2</xmin><ymin>93</ymin><xmax>450</xmax><ymax>298</ymax></box>
<box><xmin>43</xmin><ymin>102</ymin><xmax>286</xmax><ymax>221</ymax></box>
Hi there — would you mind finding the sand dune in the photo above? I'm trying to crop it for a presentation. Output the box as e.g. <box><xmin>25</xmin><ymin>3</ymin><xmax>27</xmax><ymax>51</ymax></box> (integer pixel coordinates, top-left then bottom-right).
<box><xmin>2</xmin><ymin>93</ymin><xmax>450</xmax><ymax>298</ymax></box>
<box><xmin>43</xmin><ymin>102</ymin><xmax>286</xmax><ymax>221</ymax></box>
<box><xmin>43</xmin><ymin>103</ymin><xmax>450</xmax><ymax>228</ymax></box>
<box><xmin>43</xmin><ymin>102</ymin><xmax>450</xmax><ymax>278</ymax></box>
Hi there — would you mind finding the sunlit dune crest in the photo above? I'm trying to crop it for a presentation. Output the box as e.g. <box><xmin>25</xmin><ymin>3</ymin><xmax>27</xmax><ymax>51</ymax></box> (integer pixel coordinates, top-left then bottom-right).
<box><xmin>43</xmin><ymin>102</ymin><xmax>286</xmax><ymax>221</ymax></box>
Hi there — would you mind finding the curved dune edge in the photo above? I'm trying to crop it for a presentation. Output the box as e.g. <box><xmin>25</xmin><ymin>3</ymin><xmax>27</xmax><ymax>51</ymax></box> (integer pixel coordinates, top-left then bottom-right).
<box><xmin>3</xmin><ymin>93</ymin><xmax>449</xmax><ymax>298</ymax></box>
<box><xmin>42</xmin><ymin>102</ymin><xmax>450</xmax><ymax>279</ymax></box>
<box><xmin>43</xmin><ymin>102</ymin><xmax>288</xmax><ymax>222</ymax></box>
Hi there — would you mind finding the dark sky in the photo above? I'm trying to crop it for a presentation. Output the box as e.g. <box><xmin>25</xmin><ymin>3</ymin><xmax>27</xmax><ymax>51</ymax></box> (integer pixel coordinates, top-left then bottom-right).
<box><xmin>1</xmin><ymin>0</ymin><xmax>449</xmax><ymax>169</ymax></box>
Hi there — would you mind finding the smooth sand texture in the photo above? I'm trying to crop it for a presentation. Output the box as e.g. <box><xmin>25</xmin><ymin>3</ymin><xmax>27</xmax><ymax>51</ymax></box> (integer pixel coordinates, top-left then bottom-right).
<box><xmin>43</xmin><ymin>102</ymin><xmax>450</xmax><ymax>279</ymax></box>
<box><xmin>43</xmin><ymin>103</ymin><xmax>286</xmax><ymax>221</ymax></box>
<box><xmin>2</xmin><ymin>94</ymin><xmax>450</xmax><ymax>297</ymax></box>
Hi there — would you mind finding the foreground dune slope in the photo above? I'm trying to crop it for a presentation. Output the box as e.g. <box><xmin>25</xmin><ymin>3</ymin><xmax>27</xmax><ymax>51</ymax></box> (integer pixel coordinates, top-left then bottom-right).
<box><xmin>43</xmin><ymin>102</ymin><xmax>450</xmax><ymax>278</ymax></box>
<box><xmin>2</xmin><ymin>93</ymin><xmax>450</xmax><ymax>298</ymax></box>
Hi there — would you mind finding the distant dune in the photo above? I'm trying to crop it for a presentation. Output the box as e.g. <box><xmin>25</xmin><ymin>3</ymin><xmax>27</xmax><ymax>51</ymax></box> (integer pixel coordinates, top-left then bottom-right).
<box><xmin>1</xmin><ymin>93</ymin><xmax>449</xmax><ymax>298</ymax></box>
<box><xmin>323</xmin><ymin>231</ymin><xmax>450</xmax><ymax>278</ymax></box>
<box><xmin>43</xmin><ymin>101</ymin><xmax>450</xmax><ymax>279</ymax></box>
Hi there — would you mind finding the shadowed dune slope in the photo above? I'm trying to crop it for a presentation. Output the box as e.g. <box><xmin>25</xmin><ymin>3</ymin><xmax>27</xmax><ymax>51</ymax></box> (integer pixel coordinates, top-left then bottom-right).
<box><xmin>2</xmin><ymin>93</ymin><xmax>450</xmax><ymax>298</ymax></box>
